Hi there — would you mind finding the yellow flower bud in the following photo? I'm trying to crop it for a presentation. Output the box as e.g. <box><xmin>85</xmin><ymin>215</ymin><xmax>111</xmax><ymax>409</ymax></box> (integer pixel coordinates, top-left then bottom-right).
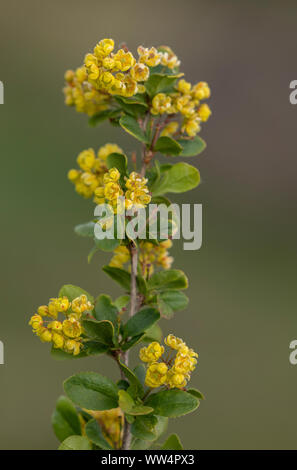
<box><xmin>29</xmin><ymin>314</ymin><xmax>43</xmax><ymax>331</ymax></box>
<box><xmin>68</xmin><ymin>169</ymin><xmax>81</xmax><ymax>182</ymax></box>
<box><xmin>197</xmin><ymin>103</ymin><xmax>211</xmax><ymax>122</ymax></box>
<box><xmin>47</xmin><ymin>321</ymin><xmax>63</xmax><ymax>332</ymax></box>
<box><xmin>37</xmin><ymin>305</ymin><xmax>49</xmax><ymax>317</ymax></box>
<box><xmin>39</xmin><ymin>328</ymin><xmax>53</xmax><ymax>343</ymax></box>
<box><xmin>52</xmin><ymin>332</ymin><xmax>64</xmax><ymax>349</ymax></box>
<box><xmin>177</xmin><ymin>79</ymin><xmax>191</xmax><ymax>94</ymax></box>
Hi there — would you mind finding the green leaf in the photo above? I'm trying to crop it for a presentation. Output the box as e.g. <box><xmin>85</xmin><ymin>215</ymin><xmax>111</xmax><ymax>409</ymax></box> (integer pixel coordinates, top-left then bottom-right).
<box><xmin>145</xmin><ymin>390</ymin><xmax>199</xmax><ymax>417</ymax></box>
<box><xmin>102</xmin><ymin>266</ymin><xmax>131</xmax><ymax>291</ymax></box>
<box><xmin>119</xmin><ymin>115</ymin><xmax>149</xmax><ymax>143</ymax></box>
<box><xmin>74</xmin><ymin>221</ymin><xmax>95</xmax><ymax>238</ymax></box>
<box><xmin>118</xmin><ymin>362</ymin><xmax>144</xmax><ymax>398</ymax></box>
<box><xmin>145</xmin><ymin>73</ymin><xmax>181</xmax><ymax>97</ymax></box>
<box><xmin>64</xmin><ymin>372</ymin><xmax>118</xmax><ymax>411</ymax></box>
<box><xmin>52</xmin><ymin>396</ymin><xmax>81</xmax><ymax>443</ymax></box>
<box><xmin>133</xmin><ymin>364</ymin><xmax>147</xmax><ymax>388</ymax></box>
<box><xmin>85</xmin><ymin>419</ymin><xmax>113</xmax><ymax>450</ymax></box>
<box><xmin>157</xmin><ymin>290</ymin><xmax>189</xmax><ymax>318</ymax></box>
<box><xmin>118</xmin><ymin>390</ymin><xmax>153</xmax><ymax>416</ymax></box>
<box><xmin>94</xmin><ymin>237</ymin><xmax>120</xmax><ymax>252</ymax></box>
<box><xmin>142</xmin><ymin>323</ymin><xmax>162</xmax><ymax>343</ymax></box>
<box><xmin>123</xmin><ymin>307</ymin><xmax>160</xmax><ymax>339</ymax></box>
<box><xmin>177</xmin><ymin>136</ymin><xmax>206</xmax><ymax>157</ymax></box>
<box><xmin>161</xmin><ymin>433</ymin><xmax>183</xmax><ymax>450</ymax></box>
<box><xmin>187</xmin><ymin>388</ymin><xmax>205</xmax><ymax>400</ymax></box>
<box><xmin>88</xmin><ymin>245</ymin><xmax>99</xmax><ymax>264</ymax></box>
<box><xmin>88</xmin><ymin>109</ymin><xmax>121</xmax><ymax>127</ymax></box>
<box><xmin>152</xmin><ymin>162</ymin><xmax>200</xmax><ymax>196</ymax></box>
<box><xmin>82</xmin><ymin>319</ymin><xmax>115</xmax><ymax>346</ymax></box>
<box><xmin>58</xmin><ymin>435</ymin><xmax>92</xmax><ymax>450</ymax></box>
<box><xmin>115</xmin><ymin>96</ymin><xmax>147</xmax><ymax>117</ymax></box>
<box><xmin>58</xmin><ymin>285</ymin><xmax>94</xmax><ymax>303</ymax></box>
<box><xmin>51</xmin><ymin>341</ymin><xmax>108</xmax><ymax>360</ymax></box>
<box><xmin>131</xmin><ymin>416</ymin><xmax>168</xmax><ymax>449</ymax></box>
<box><xmin>148</xmin><ymin>269</ymin><xmax>188</xmax><ymax>291</ymax></box>
<box><xmin>154</xmin><ymin>136</ymin><xmax>182</xmax><ymax>156</ymax></box>
<box><xmin>131</xmin><ymin>415</ymin><xmax>158</xmax><ymax>441</ymax></box>
<box><xmin>94</xmin><ymin>294</ymin><xmax>118</xmax><ymax>326</ymax></box>
<box><xmin>106</xmin><ymin>152</ymin><xmax>128</xmax><ymax>176</ymax></box>
<box><xmin>121</xmin><ymin>334</ymin><xmax>144</xmax><ymax>351</ymax></box>
<box><xmin>114</xmin><ymin>295</ymin><xmax>130</xmax><ymax>311</ymax></box>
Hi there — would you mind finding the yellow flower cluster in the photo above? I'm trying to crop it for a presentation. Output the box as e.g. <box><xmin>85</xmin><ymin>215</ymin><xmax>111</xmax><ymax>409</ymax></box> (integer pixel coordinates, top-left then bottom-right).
<box><xmin>125</xmin><ymin>172</ymin><xmax>151</xmax><ymax>209</ymax></box>
<box><xmin>137</xmin><ymin>45</ymin><xmax>180</xmax><ymax>69</ymax></box>
<box><xmin>151</xmin><ymin>79</ymin><xmax>211</xmax><ymax>137</ymax></box>
<box><xmin>109</xmin><ymin>240</ymin><xmax>173</xmax><ymax>276</ymax></box>
<box><xmin>28</xmin><ymin>294</ymin><xmax>93</xmax><ymax>356</ymax></box>
<box><xmin>63</xmin><ymin>67</ymin><xmax>111</xmax><ymax>116</ymax></box>
<box><xmin>139</xmin><ymin>239</ymin><xmax>173</xmax><ymax>277</ymax></box>
<box><xmin>94</xmin><ymin>169</ymin><xmax>151</xmax><ymax>212</ymax></box>
<box><xmin>83</xmin><ymin>39</ymin><xmax>150</xmax><ymax>98</ymax></box>
<box><xmin>68</xmin><ymin>143</ymin><xmax>122</xmax><ymax>199</ymax></box>
<box><xmin>140</xmin><ymin>335</ymin><xmax>198</xmax><ymax>389</ymax></box>
<box><xmin>86</xmin><ymin>408</ymin><xmax>124</xmax><ymax>449</ymax></box>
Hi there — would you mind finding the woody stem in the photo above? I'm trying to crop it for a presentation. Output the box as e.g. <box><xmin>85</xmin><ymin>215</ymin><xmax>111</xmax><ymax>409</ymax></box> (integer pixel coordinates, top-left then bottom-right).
<box><xmin>121</xmin><ymin>241</ymin><xmax>138</xmax><ymax>450</ymax></box>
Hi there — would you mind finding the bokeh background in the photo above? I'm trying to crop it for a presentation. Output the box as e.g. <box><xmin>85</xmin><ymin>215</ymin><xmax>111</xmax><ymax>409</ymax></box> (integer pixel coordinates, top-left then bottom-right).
<box><xmin>1</xmin><ymin>0</ymin><xmax>297</xmax><ymax>450</ymax></box>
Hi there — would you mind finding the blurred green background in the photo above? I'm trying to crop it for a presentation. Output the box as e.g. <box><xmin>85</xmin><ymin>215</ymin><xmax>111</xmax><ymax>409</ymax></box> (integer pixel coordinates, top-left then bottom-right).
<box><xmin>1</xmin><ymin>0</ymin><xmax>297</xmax><ymax>449</ymax></box>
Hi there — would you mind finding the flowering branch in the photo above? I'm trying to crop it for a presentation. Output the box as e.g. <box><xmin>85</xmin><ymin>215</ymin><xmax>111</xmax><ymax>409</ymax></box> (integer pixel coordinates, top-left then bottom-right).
<box><xmin>29</xmin><ymin>37</ymin><xmax>211</xmax><ymax>451</ymax></box>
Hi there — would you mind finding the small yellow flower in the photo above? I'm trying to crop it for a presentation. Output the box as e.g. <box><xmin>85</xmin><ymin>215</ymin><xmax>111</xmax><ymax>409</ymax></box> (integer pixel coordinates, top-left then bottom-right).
<box><xmin>64</xmin><ymin>339</ymin><xmax>81</xmax><ymax>356</ymax></box>
<box><xmin>197</xmin><ymin>103</ymin><xmax>211</xmax><ymax>122</ymax></box>
<box><xmin>192</xmin><ymin>81</ymin><xmax>211</xmax><ymax>100</ymax></box>
<box><xmin>177</xmin><ymin>79</ymin><xmax>191</xmax><ymax>94</ymax></box>
<box><xmin>145</xmin><ymin>362</ymin><xmax>168</xmax><ymax>388</ymax></box>
<box><xmin>130</xmin><ymin>63</ymin><xmax>149</xmax><ymax>82</ymax></box>
<box><xmin>164</xmin><ymin>334</ymin><xmax>185</xmax><ymax>350</ymax></box>
<box><xmin>52</xmin><ymin>332</ymin><xmax>64</xmax><ymax>349</ymax></box>
<box><xmin>94</xmin><ymin>38</ymin><xmax>115</xmax><ymax>59</ymax></box>
<box><xmin>151</xmin><ymin>93</ymin><xmax>173</xmax><ymax>115</ymax></box>
<box><xmin>47</xmin><ymin>321</ymin><xmax>63</xmax><ymax>332</ymax></box>
<box><xmin>139</xmin><ymin>341</ymin><xmax>164</xmax><ymax>363</ymax></box>
<box><xmin>98</xmin><ymin>143</ymin><xmax>123</xmax><ymax>160</ymax></box>
<box><xmin>38</xmin><ymin>328</ymin><xmax>53</xmax><ymax>343</ymax></box>
<box><xmin>29</xmin><ymin>314</ymin><xmax>43</xmax><ymax>332</ymax></box>
<box><xmin>113</xmin><ymin>49</ymin><xmax>136</xmax><ymax>72</ymax></box>
<box><xmin>109</xmin><ymin>245</ymin><xmax>130</xmax><ymax>268</ymax></box>
<box><xmin>182</xmin><ymin>118</ymin><xmax>201</xmax><ymax>137</ymax></box>
<box><xmin>75</xmin><ymin>66</ymin><xmax>88</xmax><ymax>83</ymax></box>
<box><xmin>71</xmin><ymin>294</ymin><xmax>93</xmax><ymax>314</ymax></box>
<box><xmin>62</xmin><ymin>317</ymin><xmax>82</xmax><ymax>339</ymax></box>
<box><xmin>138</xmin><ymin>46</ymin><xmax>161</xmax><ymax>67</ymax></box>
<box><xmin>103</xmin><ymin>167</ymin><xmax>121</xmax><ymax>184</ymax></box>
<box><xmin>77</xmin><ymin>148</ymin><xmax>96</xmax><ymax>171</ymax></box>
<box><xmin>161</xmin><ymin>121</ymin><xmax>179</xmax><ymax>137</ymax></box>
<box><xmin>37</xmin><ymin>305</ymin><xmax>49</xmax><ymax>317</ymax></box>
<box><xmin>68</xmin><ymin>169</ymin><xmax>81</xmax><ymax>182</ymax></box>
<box><xmin>88</xmin><ymin>408</ymin><xmax>124</xmax><ymax>448</ymax></box>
